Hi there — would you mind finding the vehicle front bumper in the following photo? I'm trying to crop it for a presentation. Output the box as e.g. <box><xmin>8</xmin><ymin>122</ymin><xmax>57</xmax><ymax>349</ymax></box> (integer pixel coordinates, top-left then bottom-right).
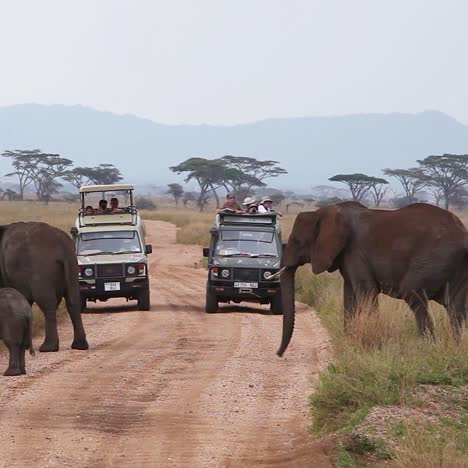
<box><xmin>79</xmin><ymin>277</ymin><xmax>149</xmax><ymax>301</ymax></box>
<box><xmin>208</xmin><ymin>280</ymin><xmax>280</xmax><ymax>304</ymax></box>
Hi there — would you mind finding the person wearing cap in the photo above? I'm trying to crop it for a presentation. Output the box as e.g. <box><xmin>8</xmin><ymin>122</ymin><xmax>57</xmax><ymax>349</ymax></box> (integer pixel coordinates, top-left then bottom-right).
<box><xmin>217</xmin><ymin>192</ymin><xmax>243</xmax><ymax>213</ymax></box>
<box><xmin>242</xmin><ymin>196</ymin><xmax>259</xmax><ymax>214</ymax></box>
<box><xmin>258</xmin><ymin>195</ymin><xmax>283</xmax><ymax>217</ymax></box>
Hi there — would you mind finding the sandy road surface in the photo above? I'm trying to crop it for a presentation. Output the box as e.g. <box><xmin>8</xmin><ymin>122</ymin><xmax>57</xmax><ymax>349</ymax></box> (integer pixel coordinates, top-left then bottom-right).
<box><xmin>0</xmin><ymin>220</ymin><xmax>332</xmax><ymax>467</ymax></box>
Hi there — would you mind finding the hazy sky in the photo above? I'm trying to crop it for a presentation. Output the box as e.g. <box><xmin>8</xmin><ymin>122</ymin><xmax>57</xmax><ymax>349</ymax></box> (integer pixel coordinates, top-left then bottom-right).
<box><xmin>0</xmin><ymin>0</ymin><xmax>467</xmax><ymax>125</ymax></box>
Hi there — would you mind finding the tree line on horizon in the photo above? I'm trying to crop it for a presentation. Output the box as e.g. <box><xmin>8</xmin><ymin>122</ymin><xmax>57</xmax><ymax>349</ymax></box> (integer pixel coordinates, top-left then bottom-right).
<box><xmin>1</xmin><ymin>149</ymin><xmax>123</xmax><ymax>202</ymax></box>
<box><xmin>167</xmin><ymin>153</ymin><xmax>468</xmax><ymax>212</ymax></box>
<box><xmin>327</xmin><ymin>153</ymin><xmax>468</xmax><ymax>210</ymax></box>
<box><xmin>3</xmin><ymin>149</ymin><xmax>468</xmax><ymax>212</ymax></box>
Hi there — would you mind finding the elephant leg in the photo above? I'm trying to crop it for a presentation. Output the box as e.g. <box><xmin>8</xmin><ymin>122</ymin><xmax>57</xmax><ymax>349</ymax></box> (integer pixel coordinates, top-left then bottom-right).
<box><xmin>343</xmin><ymin>279</ymin><xmax>358</xmax><ymax>333</ymax></box>
<box><xmin>65</xmin><ymin>300</ymin><xmax>89</xmax><ymax>350</ymax></box>
<box><xmin>405</xmin><ymin>292</ymin><xmax>434</xmax><ymax>338</ymax></box>
<box><xmin>39</xmin><ymin>306</ymin><xmax>59</xmax><ymax>352</ymax></box>
<box><xmin>4</xmin><ymin>343</ymin><xmax>22</xmax><ymax>376</ymax></box>
<box><xmin>446</xmin><ymin>289</ymin><xmax>468</xmax><ymax>339</ymax></box>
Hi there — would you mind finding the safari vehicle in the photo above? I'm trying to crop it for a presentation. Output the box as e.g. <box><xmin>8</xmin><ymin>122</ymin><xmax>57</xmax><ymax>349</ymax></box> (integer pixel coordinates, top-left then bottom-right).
<box><xmin>203</xmin><ymin>212</ymin><xmax>283</xmax><ymax>314</ymax></box>
<box><xmin>70</xmin><ymin>184</ymin><xmax>152</xmax><ymax>311</ymax></box>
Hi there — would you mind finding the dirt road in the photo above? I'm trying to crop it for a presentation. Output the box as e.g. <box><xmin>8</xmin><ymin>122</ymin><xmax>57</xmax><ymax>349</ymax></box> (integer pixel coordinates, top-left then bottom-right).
<box><xmin>0</xmin><ymin>220</ymin><xmax>332</xmax><ymax>467</ymax></box>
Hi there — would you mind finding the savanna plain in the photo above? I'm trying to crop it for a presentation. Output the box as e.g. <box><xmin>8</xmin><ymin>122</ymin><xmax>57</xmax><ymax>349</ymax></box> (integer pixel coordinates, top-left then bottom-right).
<box><xmin>0</xmin><ymin>199</ymin><xmax>467</xmax><ymax>467</ymax></box>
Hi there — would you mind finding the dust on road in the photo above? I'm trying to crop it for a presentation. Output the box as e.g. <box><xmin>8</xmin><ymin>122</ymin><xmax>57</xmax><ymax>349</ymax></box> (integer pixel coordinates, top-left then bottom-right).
<box><xmin>0</xmin><ymin>220</ymin><xmax>332</xmax><ymax>467</ymax></box>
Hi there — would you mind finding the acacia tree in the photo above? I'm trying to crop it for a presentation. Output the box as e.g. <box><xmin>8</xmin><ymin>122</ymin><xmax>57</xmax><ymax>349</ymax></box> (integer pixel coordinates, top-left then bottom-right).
<box><xmin>329</xmin><ymin>173</ymin><xmax>377</xmax><ymax>202</ymax></box>
<box><xmin>220</xmin><ymin>155</ymin><xmax>285</xmax><ymax>194</ymax></box>
<box><xmin>10</xmin><ymin>151</ymin><xmax>73</xmax><ymax>201</ymax></box>
<box><xmin>170</xmin><ymin>156</ymin><xmax>287</xmax><ymax>210</ymax></box>
<box><xmin>170</xmin><ymin>158</ymin><xmax>226</xmax><ymax>211</ymax></box>
<box><xmin>368</xmin><ymin>177</ymin><xmax>389</xmax><ymax>207</ymax></box>
<box><xmin>63</xmin><ymin>164</ymin><xmax>123</xmax><ymax>189</ymax></box>
<box><xmin>2</xmin><ymin>149</ymin><xmax>39</xmax><ymax>199</ymax></box>
<box><xmin>89</xmin><ymin>164</ymin><xmax>123</xmax><ymax>185</ymax></box>
<box><xmin>167</xmin><ymin>183</ymin><xmax>184</xmax><ymax>206</ymax></box>
<box><xmin>417</xmin><ymin>154</ymin><xmax>468</xmax><ymax>209</ymax></box>
<box><xmin>383</xmin><ymin>168</ymin><xmax>427</xmax><ymax>203</ymax></box>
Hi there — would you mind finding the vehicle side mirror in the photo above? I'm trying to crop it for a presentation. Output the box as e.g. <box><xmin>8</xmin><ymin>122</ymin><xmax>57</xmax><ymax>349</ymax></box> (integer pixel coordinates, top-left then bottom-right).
<box><xmin>145</xmin><ymin>244</ymin><xmax>153</xmax><ymax>254</ymax></box>
<box><xmin>203</xmin><ymin>247</ymin><xmax>209</xmax><ymax>257</ymax></box>
<box><xmin>70</xmin><ymin>226</ymin><xmax>78</xmax><ymax>237</ymax></box>
<box><xmin>282</xmin><ymin>243</ymin><xmax>287</xmax><ymax>251</ymax></box>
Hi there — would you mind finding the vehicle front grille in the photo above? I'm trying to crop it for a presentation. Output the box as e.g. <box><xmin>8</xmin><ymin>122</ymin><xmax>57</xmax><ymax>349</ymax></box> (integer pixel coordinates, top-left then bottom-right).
<box><xmin>233</xmin><ymin>268</ymin><xmax>259</xmax><ymax>282</ymax></box>
<box><xmin>96</xmin><ymin>264</ymin><xmax>124</xmax><ymax>278</ymax></box>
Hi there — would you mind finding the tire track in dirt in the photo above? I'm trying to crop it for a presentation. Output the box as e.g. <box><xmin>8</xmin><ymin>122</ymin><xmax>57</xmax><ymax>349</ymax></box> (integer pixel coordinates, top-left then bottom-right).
<box><xmin>0</xmin><ymin>220</ymin><xmax>332</xmax><ymax>467</ymax></box>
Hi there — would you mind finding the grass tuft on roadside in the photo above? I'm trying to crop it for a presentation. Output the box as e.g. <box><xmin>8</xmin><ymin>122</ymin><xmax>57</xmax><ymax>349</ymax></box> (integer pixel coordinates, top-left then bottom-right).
<box><xmin>296</xmin><ymin>267</ymin><xmax>468</xmax><ymax>463</ymax></box>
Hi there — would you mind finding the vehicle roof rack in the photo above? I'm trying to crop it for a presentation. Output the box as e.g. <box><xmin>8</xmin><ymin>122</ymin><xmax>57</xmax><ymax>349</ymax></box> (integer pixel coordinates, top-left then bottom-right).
<box><xmin>79</xmin><ymin>184</ymin><xmax>134</xmax><ymax>193</ymax></box>
<box><xmin>216</xmin><ymin>212</ymin><xmax>278</xmax><ymax>227</ymax></box>
<box><xmin>77</xmin><ymin>208</ymin><xmax>140</xmax><ymax>228</ymax></box>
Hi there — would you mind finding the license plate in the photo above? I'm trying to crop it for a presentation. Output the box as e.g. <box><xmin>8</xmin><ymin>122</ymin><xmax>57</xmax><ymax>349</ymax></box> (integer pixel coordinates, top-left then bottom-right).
<box><xmin>104</xmin><ymin>282</ymin><xmax>120</xmax><ymax>291</ymax></box>
<box><xmin>234</xmin><ymin>282</ymin><xmax>258</xmax><ymax>288</ymax></box>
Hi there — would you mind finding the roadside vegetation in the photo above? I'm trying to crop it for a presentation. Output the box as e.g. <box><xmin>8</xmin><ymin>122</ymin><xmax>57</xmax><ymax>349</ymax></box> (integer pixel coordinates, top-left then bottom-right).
<box><xmin>296</xmin><ymin>267</ymin><xmax>468</xmax><ymax>466</ymax></box>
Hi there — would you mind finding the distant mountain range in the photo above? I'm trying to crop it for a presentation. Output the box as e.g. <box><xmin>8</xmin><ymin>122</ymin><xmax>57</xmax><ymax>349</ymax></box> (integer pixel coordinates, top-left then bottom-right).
<box><xmin>1</xmin><ymin>104</ymin><xmax>468</xmax><ymax>193</ymax></box>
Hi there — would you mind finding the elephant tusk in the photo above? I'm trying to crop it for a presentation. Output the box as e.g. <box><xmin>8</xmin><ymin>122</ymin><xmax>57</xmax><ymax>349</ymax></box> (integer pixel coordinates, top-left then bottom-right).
<box><xmin>265</xmin><ymin>267</ymin><xmax>286</xmax><ymax>280</ymax></box>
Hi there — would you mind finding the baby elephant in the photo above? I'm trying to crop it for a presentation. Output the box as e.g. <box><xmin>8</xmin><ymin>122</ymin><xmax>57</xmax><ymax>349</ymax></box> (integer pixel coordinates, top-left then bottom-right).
<box><xmin>0</xmin><ymin>288</ymin><xmax>35</xmax><ymax>376</ymax></box>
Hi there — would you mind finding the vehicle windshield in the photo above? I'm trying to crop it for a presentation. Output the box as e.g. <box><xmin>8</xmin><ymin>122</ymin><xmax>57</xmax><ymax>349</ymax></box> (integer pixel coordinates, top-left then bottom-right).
<box><xmin>77</xmin><ymin>231</ymin><xmax>142</xmax><ymax>256</ymax></box>
<box><xmin>215</xmin><ymin>230</ymin><xmax>278</xmax><ymax>257</ymax></box>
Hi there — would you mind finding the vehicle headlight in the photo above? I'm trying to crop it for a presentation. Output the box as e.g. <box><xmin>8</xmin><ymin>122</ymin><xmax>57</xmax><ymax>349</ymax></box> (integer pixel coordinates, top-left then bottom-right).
<box><xmin>221</xmin><ymin>269</ymin><xmax>230</xmax><ymax>278</ymax></box>
<box><xmin>127</xmin><ymin>265</ymin><xmax>136</xmax><ymax>275</ymax></box>
<box><xmin>84</xmin><ymin>267</ymin><xmax>94</xmax><ymax>277</ymax></box>
<box><xmin>263</xmin><ymin>271</ymin><xmax>272</xmax><ymax>279</ymax></box>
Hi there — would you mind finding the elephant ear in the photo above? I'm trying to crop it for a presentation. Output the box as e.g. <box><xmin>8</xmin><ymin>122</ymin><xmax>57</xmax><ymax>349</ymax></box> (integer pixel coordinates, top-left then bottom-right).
<box><xmin>310</xmin><ymin>205</ymin><xmax>349</xmax><ymax>274</ymax></box>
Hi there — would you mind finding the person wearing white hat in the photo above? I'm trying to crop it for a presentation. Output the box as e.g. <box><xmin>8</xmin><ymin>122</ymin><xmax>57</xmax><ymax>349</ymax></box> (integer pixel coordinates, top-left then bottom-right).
<box><xmin>258</xmin><ymin>195</ymin><xmax>283</xmax><ymax>217</ymax></box>
<box><xmin>242</xmin><ymin>196</ymin><xmax>258</xmax><ymax>214</ymax></box>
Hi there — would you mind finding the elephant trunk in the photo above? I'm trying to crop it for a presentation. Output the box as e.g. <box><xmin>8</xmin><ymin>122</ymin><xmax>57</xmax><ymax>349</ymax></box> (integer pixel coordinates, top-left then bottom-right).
<box><xmin>277</xmin><ymin>266</ymin><xmax>298</xmax><ymax>357</ymax></box>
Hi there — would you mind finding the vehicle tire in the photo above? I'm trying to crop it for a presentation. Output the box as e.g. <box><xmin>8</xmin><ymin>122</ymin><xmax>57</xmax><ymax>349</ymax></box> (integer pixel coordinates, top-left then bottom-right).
<box><xmin>80</xmin><ymin>296</ymin><xmax>87</xmax><ymax>313</ymax></box>
<box><xmin>205</xmin><ymin>285</ymin><xmax>218</xmax><ymax>313</ymax></box>
<box><xmin>270</xmin><ymin>294</ymin><xmax>282</xmax><ymax>315</ymax></box>
<box><xmin>138</xmin><ymin>288</ymin><xmax>151</xmax><ymax>311</ymax></box>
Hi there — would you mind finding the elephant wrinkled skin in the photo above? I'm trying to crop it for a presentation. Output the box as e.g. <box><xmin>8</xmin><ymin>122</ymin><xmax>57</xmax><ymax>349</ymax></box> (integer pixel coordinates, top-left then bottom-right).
<box><xmin>0</xmin><ymin>222</ymin><xmax>88</xmax><ymax>352</ymax></box>
<box><xmin>278</xmin><ymin>202</ymin><xmax>468</xmax><ymax>356</ymax></box>
<box><xmin>0</xmin><ymin>288</ymin><xmax>35</xmax><ymax>376</ymax></box>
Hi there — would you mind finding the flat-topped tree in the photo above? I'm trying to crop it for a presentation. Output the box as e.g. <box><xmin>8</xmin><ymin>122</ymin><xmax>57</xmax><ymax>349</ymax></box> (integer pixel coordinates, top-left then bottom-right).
<box><xmin>167</xmin><ymin>183</ymin><xmax>184</xmax><ymax>207</ymax></box>
<box><xmin>329</xmin><ymin>173</ymin><xmax>387</xmax><ymax>205</ymax></box>
<box><xmin>383</xmin><ymin>168</ymin><xmax>428</xmax><ymax>204</ymax></box>
<box><xmin>3</xmin><ymin>149</ymin><xmax>40</xmax><ymax>200</ymax></box>
<box><xmin>170</xmin><ymin>158</ymin><xmax>226</xmax><ymax>211</ymax></box>
<box><xmin>416</xmin><ymin>154</ymin><xmax>468</xmax><ymax>210</ymax></box>
<box><xmin>64</xmin><ymin>164</ymin><xmax>123</xmax><ymax>189</ymax></box>
<box><xmin>220</xmin><ymin>155</ymin><xmax>286</xmax><ymax>194</ymax></box>
<box><xmin>3</xmin><ymin>150</ymin><xmax>73</xmax><ymax>201</ymax></box>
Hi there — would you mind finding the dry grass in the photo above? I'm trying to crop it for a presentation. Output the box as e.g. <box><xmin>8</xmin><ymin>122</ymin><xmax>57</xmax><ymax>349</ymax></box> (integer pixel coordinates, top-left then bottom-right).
<box><xmin>0</xmin><ymin>200</ymin><xmax>78</xmax><ymax>232</ymax></box>
<box><xmin>296</xmin><ymin>268</ymin><xmax>468</xmax><ymax>464</ymax></box>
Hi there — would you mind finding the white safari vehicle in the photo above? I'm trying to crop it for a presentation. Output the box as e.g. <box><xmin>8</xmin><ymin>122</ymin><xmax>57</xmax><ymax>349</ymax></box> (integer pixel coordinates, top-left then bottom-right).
<box><xmin>70</xmin><ymin>184</ymin><xmax>152</xmax><ymax>311</ymax></box>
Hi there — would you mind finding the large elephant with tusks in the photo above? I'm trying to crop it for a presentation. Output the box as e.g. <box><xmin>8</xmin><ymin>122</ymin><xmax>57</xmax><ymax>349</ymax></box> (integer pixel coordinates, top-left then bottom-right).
<box><xmin>0</xmin><ymin>222</ymin><xmax>88</xmax><ymax>352</ymax></box>
<box><xmin>276</xmin><ymin>202</ymin><xmax>468</xmax><ymax>356</ymax></box>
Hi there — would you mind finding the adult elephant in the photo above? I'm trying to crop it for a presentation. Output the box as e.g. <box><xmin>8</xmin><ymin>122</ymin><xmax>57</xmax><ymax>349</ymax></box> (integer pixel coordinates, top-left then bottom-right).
<box><xmin>0</xmin><ymin>222</ymin><xmax>89</xmax><ymax>352</ymax></box>
<box><xmin>277</xmin><ymin>202</ymin><xmax>468</xmax><ymax>356</ymax></box>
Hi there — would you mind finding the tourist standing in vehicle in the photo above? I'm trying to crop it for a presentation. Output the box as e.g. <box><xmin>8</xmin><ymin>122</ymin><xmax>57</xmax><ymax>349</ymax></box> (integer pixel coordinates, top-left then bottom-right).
<box><xmin>258</xmin><ymin>196</ymin><xmax>283</xmax><ymax>217</ymax></box>
<box><xmin>97</xmin><ymin>199</ymin><xmax>109</xmax><ymax>214</ymax></box>
<box><xmin>217</xmin><ymin>193</ymin><xmax>243</xmax><ymax>213</ymax></box>
<box><xmin>242</xmin><ymin>197</ymin><xmax>259</xmax><ymax>214</ymax></box>
<box><xmin>110</xmin><ymin>197</ymin><xmax>122</xmax><ymax>213</ymax></box>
